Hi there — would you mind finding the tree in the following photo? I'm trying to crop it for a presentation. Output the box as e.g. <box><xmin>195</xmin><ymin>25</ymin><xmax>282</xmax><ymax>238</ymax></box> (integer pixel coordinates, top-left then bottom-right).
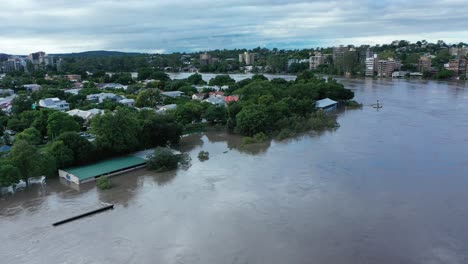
<box><xmin>236</xmin><ymin>105</ymin><xmax>270</xmax><ymax>136</ymax></box>
<box><xmin>174</xmin><ymin>101</ymin><xmax>204</xmax><ymax>124</ymax></box>
<box><xmin>9</xmin><ymin>140</ymin><xmax>42</xmax><ymax>185</ymax></box>
<box><xmin>178</xmin><ymin>85</ymin><xmax>197</xmax><ymax>96</ymax></box>
<box><xmin>146</xmin><ymin>147</ymin><xmax>180</xmax><ymax>172</ymax></box>
<box><xmin>138</xmin><ymin>110</ymin><xmax>182</xmax><ymax>148</ymax></box>
<box><xmin>57</xmin><ymin>132</ymin><xmax>96</xmax><ymax>165</ymax></box>
<box><xmin>135</xmin><ymin>89</ymin><xmax>160</xmax><ymax>108</ymax></box>
<box><xmin>208</xmin><ymin>74</ymin><xmax>235</xmax><ymax>86</ymax></box>
<box><xmin>46</xmin><ymin>140</ymin><xmax>74</xmax><ymax>169</ymax></box>
<box><xmin>0</xmin><ymin>164</ymin><xmax>21</xmax><ymax>187</ymax></box>
<box><xmin>91</xmin><ymin>108</ymin><xmax>140</xmax><ymax>155</ymax></box>
<box><xmin>11</xmin><ymin>95</ymin><xmax>34</xmax><ymax>115</ymax></box>
<box><xmin>187</xmin><ymin>73</ymin><xmax>206</xmax><ymax>85</ymax></box>
<box><xmin>203</xmin><ymin>105</ymin><xmax>227</xmax><ymax>124</ymax></box>
<box><xmin>47</xmin><ymin>111</ymin><xmax>80</xmax><ymax>139</ymax></box>
<box><xmin>15</xmin><ymin>127</ymin><xmax>42</xmax><ymax>145</ymax></box>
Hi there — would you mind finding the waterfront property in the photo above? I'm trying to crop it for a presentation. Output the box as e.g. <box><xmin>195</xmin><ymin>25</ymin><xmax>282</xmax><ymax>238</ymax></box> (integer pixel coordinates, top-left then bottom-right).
<box><xmin>316</xmin><ymin>98</ymin><xmax>338</xmax><ymax>111</ymax></box>
<box><xmin>59</xmin><ymin>156</ymin><xmax>147</xmax><ymax>185</ymax></box>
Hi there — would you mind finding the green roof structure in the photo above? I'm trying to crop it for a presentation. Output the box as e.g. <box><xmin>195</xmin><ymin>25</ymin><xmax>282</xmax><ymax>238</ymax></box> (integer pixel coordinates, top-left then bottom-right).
<box><xmin>64</xmin><ymin>156</ymin><xmax>146</xmax><ymax>181</ymax></box>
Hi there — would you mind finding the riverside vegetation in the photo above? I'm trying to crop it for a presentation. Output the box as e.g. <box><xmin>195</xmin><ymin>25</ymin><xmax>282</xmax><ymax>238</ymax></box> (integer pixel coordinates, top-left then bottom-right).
<box><xmin>0</xmin><ymin>69</ymin><xmax>355</xmax><ymax>188</ymax></box>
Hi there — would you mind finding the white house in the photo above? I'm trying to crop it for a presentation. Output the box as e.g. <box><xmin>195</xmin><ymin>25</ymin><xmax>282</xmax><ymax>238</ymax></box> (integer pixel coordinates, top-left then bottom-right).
<box><xmin>119</xmin><ymin>98</ymin><xmax>135</xmax><ymax>106</ymax></box>
<box><xmin>23</xmin><ymin>84</ymin><xmax>42</xmax><ymax>92</ymax></box>
<box><xmin>204</xmin><ymin>97</ymin><xmax>225</xmax><ymax>106</ymax></box>
<box><xmin>157</xmin><ymin>104</ymin><xmax>177</xmax><ymax>113</ymax></box>
<box><xmin>67</xmin><ymin>108</ymin><xmax>104</xmax><ymax>123</ymax></box>
<box><xmin>161</xmin><ymin>91</ymin><xmax>184</xmax><ymax>98</ymax></box>
<box><xmin>101</xmin><ymin>83</ymin><xmax>128</xmax><ymax>90</ymax></box>
<box><xmin>64</xmin><ymin>88</ymin><xmax>82</xmax><ymax>95</ymax></box>
<box><xmin>192</xmin><ymin>93</ymin><xmax>205</xmax><ymax>100</ymax></box>
<box><xmin>316</xmin><ymin>98</ymin><xmax>338</xmax><ymax>111</ymax></box>
<box><xmin>38</xmin><ymin>98</ymin><xmax>70</xmax><ymax>111</ymax></box>
<box><xmin>86</xmin><ymin>93</ymin><xmax>122</xmax><ymax>103</ymax></box>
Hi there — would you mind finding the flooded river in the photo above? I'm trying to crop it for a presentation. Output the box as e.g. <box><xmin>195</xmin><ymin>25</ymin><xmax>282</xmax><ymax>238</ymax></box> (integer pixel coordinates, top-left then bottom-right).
<box><xmin>2</xmin><ymin>79</ymin><xmax>468</xmax><ymax>264</ymax></box>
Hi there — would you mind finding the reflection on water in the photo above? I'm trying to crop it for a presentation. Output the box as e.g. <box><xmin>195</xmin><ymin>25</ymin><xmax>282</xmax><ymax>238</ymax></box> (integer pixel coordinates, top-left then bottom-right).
<box><xmin>2</xmin><ymin>79</ymin><xmax>468</xmax><ymax>264</ymax></box>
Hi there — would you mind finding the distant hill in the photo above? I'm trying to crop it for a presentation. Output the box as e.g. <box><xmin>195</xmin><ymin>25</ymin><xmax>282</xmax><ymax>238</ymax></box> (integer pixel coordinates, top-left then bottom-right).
<box><xmin>0</xmin><ymin>53</ymin><xmax>9</xmax><ymax>61</ymax></box>
<box><xmin>51</xmin><ymin>50</ymin><xmax>144</xmax><ymax>58</ymax></box>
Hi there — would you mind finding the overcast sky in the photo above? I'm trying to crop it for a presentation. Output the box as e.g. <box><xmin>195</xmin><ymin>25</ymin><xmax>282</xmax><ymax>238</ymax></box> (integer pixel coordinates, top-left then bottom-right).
<box><xmin>1</xmin><ymin>0</ymin><xmax>467</xmax><ymax>54</ymax></box>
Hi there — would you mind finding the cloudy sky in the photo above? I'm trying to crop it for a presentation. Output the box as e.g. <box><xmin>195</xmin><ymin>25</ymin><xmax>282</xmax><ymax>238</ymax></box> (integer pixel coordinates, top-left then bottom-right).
<box><xmin>1</xmin><ymin>0</ymin><xmax>467</xmax><ymax>54</ymax></box>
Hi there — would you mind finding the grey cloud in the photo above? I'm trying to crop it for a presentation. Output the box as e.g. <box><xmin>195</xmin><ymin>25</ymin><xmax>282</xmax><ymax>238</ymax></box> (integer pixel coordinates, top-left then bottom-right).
<box><xmin>0</xmin><ymin>0</ymin><xmax>467</xmax><ymax>54</ymax></box>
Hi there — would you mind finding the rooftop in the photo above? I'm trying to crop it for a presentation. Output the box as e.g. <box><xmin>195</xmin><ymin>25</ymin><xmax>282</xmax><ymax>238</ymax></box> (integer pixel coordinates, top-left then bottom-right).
<box><xmin>64</xmin><ymin>156</ymin><xmax>146</xmax><ymax>181</ymax></box>
<box><xmin>316</xmin><ymin>98</ymin><xmax>337</xmax><ymax>108</ymax></box>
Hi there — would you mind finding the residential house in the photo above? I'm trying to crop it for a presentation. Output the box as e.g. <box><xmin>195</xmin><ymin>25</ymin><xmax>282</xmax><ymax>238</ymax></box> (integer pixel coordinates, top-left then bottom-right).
<box><xmin>86</xmin><ymin>93</ymin><xmax>122</xmax><ymax>103</ymax></box>
<box><xmin>161</xmin><ymin>91</ymin><xmax>184</xmax><ymax>98</ymax></box>
<box><xmin>316</xmin><ymin>98</ymin><xmax>338</xmax><ymax>111</ymax></box>
<box><xmin>209</xmin><ymin>91</ymin><xmax>224</xmax><ymax>98</ymax></box>
<box><xmin>23</xmin><ymin>84</ymin><xmax>42</xmax><ymax>92</ymax></box>
<box><xmin>64</xmin><ymin>88</ymin><xmax>82</xmax><ymax>96</ymax></box>
<box><xmin>38</xmin><ymin>98</ymin><xmax>70</xmax><ymax>111</ymax></box>
<box><xmin>119</xmin><ymin>98</ymin><xmax>135</xmax><ymax>106</ymax></box>
<box><xmin>224</xmin><ymin>95</ymin><xmax>239</xmax><ymax>103</ymax></box>
<box><xmin>192</xmin><ymin>93</ymin><xmax>206</xmax><ymax>101</ymax></box>
<box><xmin>100</xmin><ymin>83</ymin><xmax>128</xmax><ymax>90</ymax></box>
<box><xmin>67</xmin><ymin>109</ymin><xmax>104</xmax><ymax>123</ymax></box>
<box><xmin>204</xmin><ymin>97</ymin><xmax>225</xmax><ymax>106</ymax></box>
<box><xmin>157</xmin><ymin>104</ymin><xmax>177</xmax><ymax>113</ymax></box>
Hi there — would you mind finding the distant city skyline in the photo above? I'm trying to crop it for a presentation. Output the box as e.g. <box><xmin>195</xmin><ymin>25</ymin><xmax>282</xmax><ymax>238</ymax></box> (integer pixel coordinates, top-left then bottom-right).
<box><xmin>1</xmin><ymin>0</ymin><xmax>468</xmax><ymax>54</ymax></box>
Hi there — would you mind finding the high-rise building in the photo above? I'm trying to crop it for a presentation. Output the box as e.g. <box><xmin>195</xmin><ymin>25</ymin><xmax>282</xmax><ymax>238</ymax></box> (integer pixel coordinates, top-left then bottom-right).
<box><xmin>239</xmin><ymin>52</ymin><xmax>255</xmax><ymax>65</ymax></box>
<box><xmin>446</xmin><ymin>58</ymin><xmax>467</xmax><ymax>77</ymax></box>
<box><xmin>449</xmin><ymin>47</ymin><xmax>468</xmax><ymax>57</ymax></box>
<box><xmin>377</xmin><ymin>59</ymin><xmax>401</xmax><ymax>77</ymax></box>
<box><xmin>309</xmin><ymin>52</ymin><xmax>325</xmax><ymax>70</ymax></box>
<box><xmin>365</xmin><ymin>54</ymin><xmax>378</xmax><ymax>76</ymax></box>
<box><xmin>418</xmin><ymin>56</ymin><xmax>432</xmax><ymax>73</ymax></box>
<box><xmin>200</xmin><ymin>52</ymin><xmax>218</xmax><ymax>66</ymax></box>
<box><xmin>332</xmin><ymin>45</ymin><xmax>349</xmax><ymax>61</ymax></box>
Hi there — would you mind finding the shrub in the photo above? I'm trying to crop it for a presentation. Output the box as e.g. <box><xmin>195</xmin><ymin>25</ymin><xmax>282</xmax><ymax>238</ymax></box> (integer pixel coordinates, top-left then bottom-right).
<box><xmin>345</xmin><ymin>100</ymin><xmax>363</xmax><ymax>109</ymax></box>
<box><xmin>198</xmin><ymin>151</ymin><xmax>210</xmax><ymax>161</ymax></box>
<box><xmin>146</xmin><ymin>147</ymin><xmax>180</xmax><ymax>172</ymax></box>
<box><xmin>242</xmin><ymin>132</ymin><xmax>269</xmax><ymax>145</ymax></box>
<box><xmin>96</xmin><ymin>177</ymin><xmax>112</xmax><ymax>190</ymax></box>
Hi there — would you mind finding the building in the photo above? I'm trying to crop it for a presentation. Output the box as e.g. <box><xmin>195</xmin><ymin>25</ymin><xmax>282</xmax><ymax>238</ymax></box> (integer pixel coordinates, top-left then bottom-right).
<box><xmin>449</xmin><ymin>47</ymin><xmax>468</xmax><ymax>57</ymax></box>
<box><xmin>23</xmin><ymin>84</ymin><xmax>42</xmax><ymax>92</ymax></box>
<box><xmin>157</xmin><ymin>104</ymin><xmax>177</xmax><ymax>113</ymax></box>
<box><xmin>64</xmin><ymin>88</ymin><xmax>82</xmax><ymax>96</ymax></box>
<box><xmin>446</xmin><ymin>58</ymin><xmax>467</xmax><ymax>77</ymax></box>
<box><xmin>192</xmin><ymin>93</ymin><xmax>206</xmax><ymax>101</ymax></box>
<box><xmin>59</xmin><ymin>155</ymin><xmax>147</xmax><ymax>185</ymax></box>
<box><xmin>100</xmin><ymin>83</ymin><xmax>128</xmax><ymax>90</ymax></box>
<box><xmin>161</xmin><ymin>91</ymin><xmax>184</xmax><ymax>98</ymax></box>
<box><xmin>86</xmin><ymin>93</ymin><xmax>123</xmax><ymax>103</ymax></box>
<box><xmin>64</xmin><ymin>75</ymin><xmax>82</xmax><ymax>82</ymax></box>
<box><xmin>392</xmin><ymin>71</ymin><xmax>409</xmax><ymax>78</ymax></box>
<box><xmin>66</xmin><ymin>109</ymin><xmax>104</xmax><ymax>123</ymax></box>
<box><xmin>224</xmin><ymin>95</ymin><xmax>239</xmax><ymax>103</ymax></box>
<box><xmin>199</xmin><ymin>52</ymin><xmax>218</xmax><ymax>65</ymax></box>
<box><xmin>239</xmin><ymin>52</ymin><xmax>255</xmax><ymax>65</ymax></box>
<box><xmin>38</xmin><ymin>98</ymin><xmax>70</xmax><ymax>111</ymax></box>
<box><xmin>309</xmin><ymin>52</ymin><xmax>325</xmax><ymax>70</ymax></box>
<box><xmin>377</xmin><ymin>59</ymin><xmax>401</xmax><ymax>78</ymax></box>
<box><xmin>418</xmin><ymin>56</ymin><xmax>432</xmax><ymax>73</ymax></box>
<box><xmin>365</xmin><ymin>54</ymin><xmax>378</xmax><ymax>76</ymax></box>
<box><xmin>333</xmin><ymin>45</ymin><xmax>349</xmax><ymax>61</ymax></box>
<box><xmin>209</xmin><ymin>91</ymin><xmax>224</xmax><ymax>98</ymax></box>
<box><xmin>204</xmin><ymin>96</ymin><xmax>225</xmax><ymax>106</ymax></box>
<box><xmin>119</xmin><ymin>98</ymin><xmax>135</xmax><ymax>106</ymax></box>
<box><xmin>316</xmin><ymin>98</ymin><xmax>338</xmax><ymax>111</ymax></box>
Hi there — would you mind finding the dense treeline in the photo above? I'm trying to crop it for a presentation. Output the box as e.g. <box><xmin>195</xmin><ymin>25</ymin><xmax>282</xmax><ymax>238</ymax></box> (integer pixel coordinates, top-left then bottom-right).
<box><xmin>0</xmin><ymin>68</ymin><xmax>355</xmax><ymax>189</ymax></box>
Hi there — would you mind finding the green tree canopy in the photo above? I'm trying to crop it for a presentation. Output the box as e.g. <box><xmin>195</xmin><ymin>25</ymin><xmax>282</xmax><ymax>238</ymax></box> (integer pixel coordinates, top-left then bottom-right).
<box><xmin>47</xmin><ymin>111</ymin><xmax>81</xmax><ymax>139</ymax></box>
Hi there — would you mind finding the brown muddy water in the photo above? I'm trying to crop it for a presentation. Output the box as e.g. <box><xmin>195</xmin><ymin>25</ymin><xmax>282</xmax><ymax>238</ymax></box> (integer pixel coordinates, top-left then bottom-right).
<box><xmin>2</xmin><ymin>79</ymin><xmax>468</xmax><ymax>264</ymax></box>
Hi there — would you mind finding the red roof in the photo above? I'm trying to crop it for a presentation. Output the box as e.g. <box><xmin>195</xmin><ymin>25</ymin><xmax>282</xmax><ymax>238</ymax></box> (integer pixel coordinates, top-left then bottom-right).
<box><xmin>224</xmin><ymin>95</ymin><xmax>239</xmax><ymax>103</ymax></box>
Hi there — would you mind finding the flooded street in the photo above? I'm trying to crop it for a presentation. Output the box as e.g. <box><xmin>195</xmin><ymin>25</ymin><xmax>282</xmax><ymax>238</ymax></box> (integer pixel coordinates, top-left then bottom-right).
<box><xmin>2</xmin><ymin>79</ymin><xmax>468</xmax><ymax>264</ymax></box>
